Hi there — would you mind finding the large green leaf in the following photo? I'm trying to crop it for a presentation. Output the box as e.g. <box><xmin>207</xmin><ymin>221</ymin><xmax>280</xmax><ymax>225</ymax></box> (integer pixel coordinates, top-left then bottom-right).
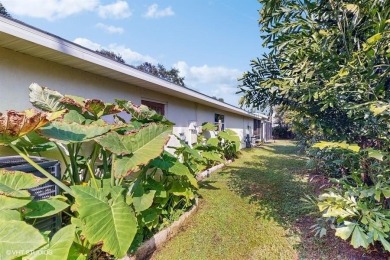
<box><xmin>202</xmin><ymin>151</ymin><xmax>224</xmax><ymax>163</ymax></box>
<box><xmin>0</xmin><ymin>209</ymin><xmax>20</xmax><ymax>221</ymax></box>
<box><xmin>218</xmin><ymin>130</ymin><xmax>240</xmax><ymax>151</ymax></box>
<box><xmin>39</xmin><ymin>121</ymin><xmax>112</xmax><ymax>143</ymax></box>
<box><xmin>0</xmin><ymin>170</ymin><xmax>47</xmax><ymax>210</ymax></box>
<box><xmin>131</xmin><ymin>184</ymin><xmax>156</xmax><ymax>213</ymax></box>
<box><xmin>169</xmin><ymin>162</ymin><xmax>198</xmax><ymax>189</ymax></box>
<box><xmin>202</xmin><ymin>122</ymin><xmax>217</xmax><ymax>131</ymax></box>
<box><xmin>13</xmin><ymin>132</ymin><xmax>55</xmax><ymax>153</ymax></box>
<box><xmin>0</xmin><ymin>220</ymin><xmax>46</xmax><ymax>260</ymax></box>
<box><xmin>115</xmin><ymin>100</ymin><xmax>172</xmax><ymax>124</ymax></box>
<box><xmin>150</xmin><ymin>153</ymin><xmax>176</xmax><ymax>171</ymax></box>
<box><xmin>206</xmin><ymin>137</ymin><xmax>219</xmax><ymax>147</ymax></box>
<box><xmin>96</xmin><ymin>123</ymin><xmax>172</xmax><ymax>155</ymax></box>
<box><xmin>109</xmin><ymin>124</ymin><xmax>172</xmax><ymax>177</ymax></box>
<box><xmin>24</xmin><ymin>224</ymin><xmax>76</xmax><ymax>260</ymax></box>
<box><xmin>0</xmin><ymin>196</ymin><xmax>32</xmax><ymax>210</ymax></box>
<box><xmin>24</xmin><ymin>198</ymin><xmax>69</xmax><ymax>219</ymax></box>
<box><xmin>29</xmin><ymin>83</ymin><xmax>65</xmax><ymax>112</ymax></box>
<box><xmin>71</xmin><ymin>186</ymin><xmax>137</xmax><ymax>258</ymax></box>
<box><xmin>0</xmin><ymin>169</ymin><xmax>48</xmax><ymax>196</ymax></box>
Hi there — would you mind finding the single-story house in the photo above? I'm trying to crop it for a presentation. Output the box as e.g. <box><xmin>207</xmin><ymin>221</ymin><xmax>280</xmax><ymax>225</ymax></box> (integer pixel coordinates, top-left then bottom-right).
<box><xmin>0</xmin><ymin>16</ymin><xmax>271</xmax><ymax>149</ymax></box>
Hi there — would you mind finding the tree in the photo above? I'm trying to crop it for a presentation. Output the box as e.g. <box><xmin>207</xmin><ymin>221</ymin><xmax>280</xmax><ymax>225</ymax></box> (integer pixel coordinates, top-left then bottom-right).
<box><xmin>211</xmin><ymin>96</ymin><xmax>224</xmax><ymax>102</ymax></box>
<box><xmin>136</xmin><ymin>62</ymin><xmax>185</xmax><ymax>87</ymax></box>
<box><xmin>0</xmin><ymin>2</ymin><xmax>11</xmax><ymax>18</ymax></box>
<box><xmin>239</xmin><ymin>0</ymin><xmax>390</xmax><ymax>147</ymax></box>
<box><xmin>95</xmin><ymin>49</ymin><xmax>125</xmax><ymax>64</ymax></box>
<box><xmin>239</xmin><ymin>0</ymin><xmax>390</xmax><ymax>252</ymax></box>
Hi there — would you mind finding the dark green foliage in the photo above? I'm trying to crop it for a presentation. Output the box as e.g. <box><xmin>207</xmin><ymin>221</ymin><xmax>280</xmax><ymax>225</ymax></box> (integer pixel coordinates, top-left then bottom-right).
<box><xmin>95</xmin><ymin>49</ymin><xmax>125</xmax><ymax>63</ymax></box>
<box><xmin>136</xmin><ymin>62</ymin><xmax>185</xmax><ymax>87</ymax></box>
<box><xmin>239</xmin><ymin>0</ymin><xmax>390</xmax><ymax>252</ymax></box>
<box><xmin>272</xmin><ymin>125</ymin><xmax>294</xmax><ymax>139</ymax></box>
<box><xmin>0</xmin><ymin>3</ymin><xmax>11</xmax><ymax>18</ymax></box>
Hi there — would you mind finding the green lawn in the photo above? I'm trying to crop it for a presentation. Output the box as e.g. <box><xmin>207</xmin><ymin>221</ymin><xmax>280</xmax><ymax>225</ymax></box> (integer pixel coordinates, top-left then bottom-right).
<box><xmin>152</xmin><ymin>140</ymin><xmax>312</xmax><ymax>260</ymax></box>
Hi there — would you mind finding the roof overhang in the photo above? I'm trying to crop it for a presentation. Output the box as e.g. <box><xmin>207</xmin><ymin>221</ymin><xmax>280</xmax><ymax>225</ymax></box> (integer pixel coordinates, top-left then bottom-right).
<box><xmin>0</xmin><ymin>16</ymin><xmax>267</xmax><ymax>120</ymax></box>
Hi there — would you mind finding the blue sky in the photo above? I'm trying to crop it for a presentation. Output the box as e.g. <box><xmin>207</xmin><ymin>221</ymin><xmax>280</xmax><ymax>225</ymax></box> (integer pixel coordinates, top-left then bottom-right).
<box><xmin>2</xmin><ymin>0</ymin><xmax>266</xmax><ymax>106</ymax></box>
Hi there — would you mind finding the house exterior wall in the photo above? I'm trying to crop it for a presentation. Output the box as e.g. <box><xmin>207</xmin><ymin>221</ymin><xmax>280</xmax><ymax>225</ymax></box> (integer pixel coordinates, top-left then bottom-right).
<box><xmin>0</xmin><ymin>46</ymin><xmax>255</xmax><ymax>152</ymax></box>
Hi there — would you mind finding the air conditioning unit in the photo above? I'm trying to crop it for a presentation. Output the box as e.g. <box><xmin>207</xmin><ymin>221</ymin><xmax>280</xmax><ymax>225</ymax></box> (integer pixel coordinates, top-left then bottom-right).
<box><xmin>0</xmin><ymin>156</ymin><xmax>62</xmax><ymax>234</ymax></box>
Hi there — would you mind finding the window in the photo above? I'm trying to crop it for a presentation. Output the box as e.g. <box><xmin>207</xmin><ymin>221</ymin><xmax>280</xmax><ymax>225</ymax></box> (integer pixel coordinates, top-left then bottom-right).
<box><xmin>253</xmin><ymin>119</ymin><xmax>262</xmax><ymax>137</ymax></box>
<box><xmin>214</xmin><ymin>113</ymin><xmax>224</xmax><ymax>131</ymax></box>
<box><xmin>141</xmin><ymin>100</ymin><xmax>165</xmax><ymax>115</ymax></box>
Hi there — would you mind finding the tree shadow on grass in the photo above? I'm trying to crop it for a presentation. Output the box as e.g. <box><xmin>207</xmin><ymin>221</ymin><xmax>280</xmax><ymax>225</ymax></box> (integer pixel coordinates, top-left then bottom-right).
<box><xmin>226</xmin><ymin>144</ymin><xmax>312</xmax><ymax>228</ymax></box>
<box><xmin>199</xmin><ymin>180</ymin><xmax>220</xmax><ymax>190</ymax></box>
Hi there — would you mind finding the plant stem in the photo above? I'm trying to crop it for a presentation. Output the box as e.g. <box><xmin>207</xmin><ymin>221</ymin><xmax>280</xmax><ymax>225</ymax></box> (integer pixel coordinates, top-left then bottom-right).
<box><xmin>102</xmin><ymin>149</ymin><xmax>109</xmax><ymax>177</ymax></box>
<box><xmin>55</xmin><ymin>142</ymin><xmax>74</xmax><ymax>185</ymax></box>
<box><xmin>111</xmin><ymin>153</ymin><xmax>116</xmax><ymax>187</ymax></box>
<box><xmin>68</xmin><ymin>144</ymin><xmax>80</xmax><ymax>184</ymax></box>
<box><xmin>86</xmin><ymin>163</ymin><xmax>99</xmax><ymax>190</ymax></box>
<box><xmin>9</xmin><ymin>144</ymin><xmax>74</xmax><ymax>196</ymax></box>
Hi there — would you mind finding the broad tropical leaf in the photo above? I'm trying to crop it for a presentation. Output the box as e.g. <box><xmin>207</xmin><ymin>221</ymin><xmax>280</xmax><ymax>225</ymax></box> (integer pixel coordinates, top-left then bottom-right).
<box><xmin>13</xmin><ymin>132</ymin><xmax>54</xmax><ymax>153</ymax></box>
<box><xmin>96</xmin><ymin>123</ymin><xmax>172</xmax><ymax>155</ymax></box>
<box><xmin>0</xmin><ymin>220</ymin><xmax>46</xmax><ymax>260</ymax></box>
<box><xmin>84</xmin><ymin>99</ymin><xmax>121</xmax><ymax>118</ymax></box>
<box><xmin>24</xmin><ymin>198</ymin><xmax>69</xmax><ymax>219</ymax></box>
<box><xmin>0</xmin><ymin>109</ymin><xmax>65</xmax><ymax>145</ymax></box>
<box><xmin>0</xmin><ymin>169</ymin><xmax>47</xmax><ymax>199</ymax></box>
<box><xmin>0</xmin><ymin>209</ymin><xmax>20</xmax><ymax>221</ymax></box>
<box><xmin>116</xmin><ymin>99</ymin><xmax>172</xmax><ymax>124</ymax></box>
<box><xmin>150</xmin><ymin>153</ymin><xmax>176</xmax><ymax>171</ymax></box>
<box><xmin>201</xmin><ymin>151</ymin><xmax>224</xmax><ymax>163</ymax></box>
<box><xmin>131</xmin><ymin>184</ymin><xmax>156</xmax><ymax>213</ymax></box>
<box><xmin>108</xmin><ymin>124</ymin><xmax>172</xmax><ymax>177</ymax></box>
<box><xmin>0</xmin><ymin>196</ymin><xmax>32</xmax><ymax>210</ymax></box>
<box><xmin>206</xmin><ymin>137</ymin><xmax>219</xmax><ymax>147</ymax></box>
<box><xmin>0</xmin><ymin>169</ymin><xmax>48</xmax><ymax>194</ymax></box>
<box><xmin>202</xmin><ymin>122</ymin><xmax>216</xmax><ymax>131</ymax></box>
<box><xmin>39</xmin><ymin>121</ymin><xmax>112</xmax><ymax>143</ymax></box>
<box><xmin>24</xmin><ymin>224</ymin><xmax>76</xmax><ymax>260</ymax></box>
<box><xmin>169</xmin><ymin>162</ymin><xmax>198</xmax><ymax>188</ymax></box>
<box><xmin>0</xmin><ymin>170</ymin><xmax>47</xmax><ymax>210</ymax></box>
<box><xmin>71</xmin><ymin>186</ymin><xmax>137</xmax><ymax>258</ymax></box>
<box><xmin>29</xmin><ymin>83</ymin><xmax>65</xmax><ymax>112</ymax></box>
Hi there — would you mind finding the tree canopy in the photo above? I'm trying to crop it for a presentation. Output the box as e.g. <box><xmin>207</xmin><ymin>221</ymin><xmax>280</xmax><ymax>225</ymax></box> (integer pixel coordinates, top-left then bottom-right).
<box><xmin>95</xmin><ymin>49</ymin><xmax>125</xmax><ymax>64</ymax></box>
<box><xmin>239</xmin><ymin>0</ymin><xmax>390</xmax><ymax>146</ymax></box>
<box><xmin>239</xmin><ymin>0</ymin><xmax>390</xmax><ymax>252</ymax></box>
<box><xmin>0</xmin><ymin>2</ymin><xmax>11</xmax><ymax>18</ymax></box>
<box><xmin>136</xmin><ymin>62</ymin><xmax>185</xmax><ymax>87</ymax></box>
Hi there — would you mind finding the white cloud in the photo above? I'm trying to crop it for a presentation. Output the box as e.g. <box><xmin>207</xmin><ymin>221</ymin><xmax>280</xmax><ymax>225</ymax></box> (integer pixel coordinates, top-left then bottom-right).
<box><xmin>144</xmin><ymin>4</ymin><xmax>174</xmax><ymax>19</ymax></box>
<box><xmin>96</xmin><ymin>23</ymin><xmax>124</xmax><ymax>34</ymax></box>
<box><xmin>98</xmin><ymin>0</ymin><xmax>131</xmax><ymax>19</ymax></box>
<box><xmin>2</xmin><ymin>0</ymin><xmax>98</xmax><ymax>20</ymax></box>
<box><xmin>74</xmin><ymin>37</ymin><xmax>101</xmax><ymax>50</ymax></box>
<box><xmin>73</xmin><ymin>38</ymin><xmax>157</xmax><ymax>65</ymax></box>
<box><xmin>174</xmin><ymin>61</ymin><xmax>243</xmax><ymax>106</ymax></box>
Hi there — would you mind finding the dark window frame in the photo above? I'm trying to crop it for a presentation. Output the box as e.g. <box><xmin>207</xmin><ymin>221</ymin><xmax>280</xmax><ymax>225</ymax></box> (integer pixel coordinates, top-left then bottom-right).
<box><xmin>141</xmin><ymin>100</ymin><xmax>165</xmax><ymax>115</ymax></box>
<box><xmin>214</xmin><ymin>113</ymin><xmax>225</xmax><ymax>131</ymax></box>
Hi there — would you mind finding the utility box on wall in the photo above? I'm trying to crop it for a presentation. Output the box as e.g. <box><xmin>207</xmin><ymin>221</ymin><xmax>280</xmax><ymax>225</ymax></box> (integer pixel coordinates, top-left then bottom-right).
<box><xmin>0</xmin><ymin>156</ymin><xmax>62</xmax><ymax>234</ymax></box>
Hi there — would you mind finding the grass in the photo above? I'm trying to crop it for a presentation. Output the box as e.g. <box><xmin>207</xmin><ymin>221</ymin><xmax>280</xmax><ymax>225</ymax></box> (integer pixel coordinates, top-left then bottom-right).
<box><xmin>152</xmin><ymin>140</ymin><xmax>313</xmax><ymax>260</ymax></box>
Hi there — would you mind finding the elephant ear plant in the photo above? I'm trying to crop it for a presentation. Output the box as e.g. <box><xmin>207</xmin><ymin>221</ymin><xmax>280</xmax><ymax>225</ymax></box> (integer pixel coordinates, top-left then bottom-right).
<box><xmin>0</xmin><ymin>83</ymin><xmax>199</xmax><ymax>259</ymax></box>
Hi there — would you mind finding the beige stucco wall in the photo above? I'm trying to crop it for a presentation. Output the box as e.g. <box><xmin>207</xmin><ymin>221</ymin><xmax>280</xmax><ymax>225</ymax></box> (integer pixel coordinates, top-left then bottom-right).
<box><xmin>0</xmin><ymin>46</ymin><xmax>254</xmax><ymax>154</ymax></box>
